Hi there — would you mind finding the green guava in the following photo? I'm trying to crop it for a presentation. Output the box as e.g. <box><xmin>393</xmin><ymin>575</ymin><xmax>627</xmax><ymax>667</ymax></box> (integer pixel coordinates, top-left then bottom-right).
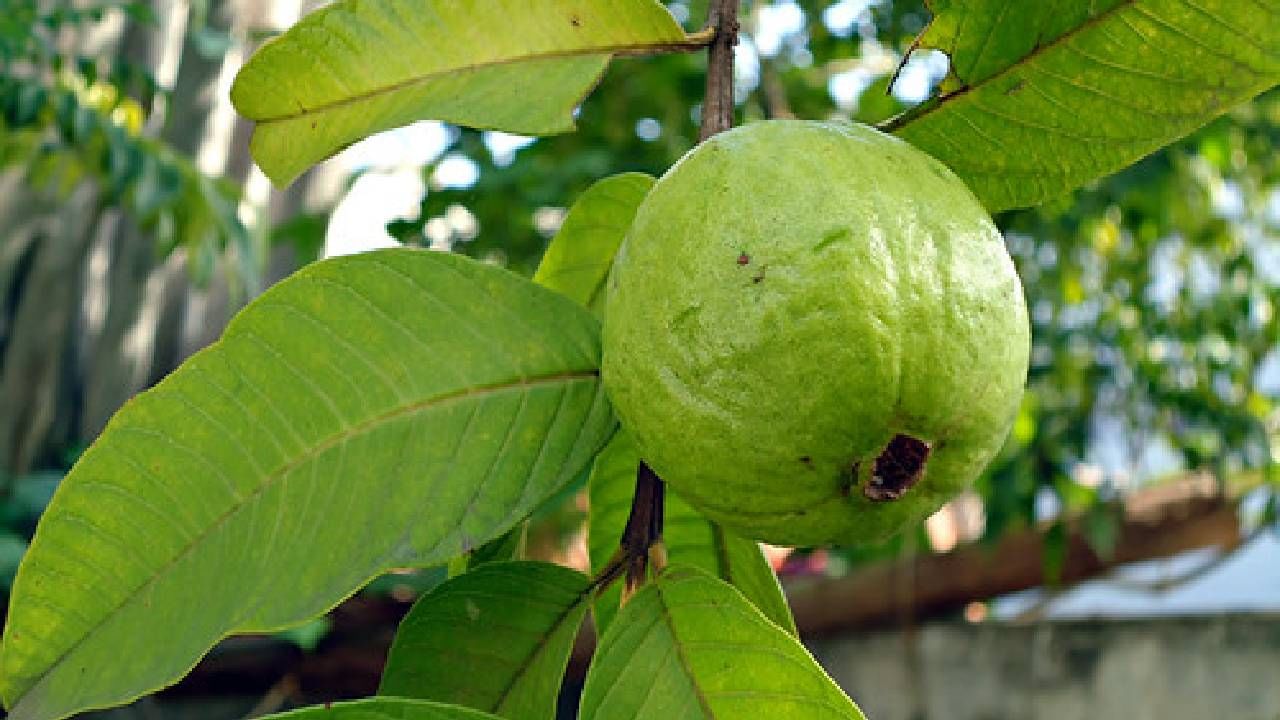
<box><xmin>601</xmin><ymin>120</ymin><xmax>1030</xmax><ymax>547</ymax></box>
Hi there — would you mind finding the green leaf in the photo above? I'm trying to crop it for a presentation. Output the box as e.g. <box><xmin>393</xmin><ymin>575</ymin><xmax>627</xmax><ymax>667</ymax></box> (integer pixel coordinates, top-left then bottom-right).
<box><xmin>380</xmin><ymin>561</ymin><xmax>590</xmax><ymax>720</ymax></box>
<box><xmin>231</xmin><ymin>0</ymin><xmax>688</xmax><ymax>185</ymax></box>
<box><xmin>533</xmin><ymin>172</ymin><xmax>655</xmax><ymax>314</ymax></box>
<box><xmin>0</xmin><ymin>248</ymin><xmax>614</xmax><ymax>720</ymax></box>
<box><xmin>466</xmin><ymin>522</ymin><xmax>528</xmax><ymax>569</ymax></box>
<box><xmin>579</xmin><ymin>566</ymin><xmax>864</xmax><ymax>719</ymax></box>
<box><xmin>447</xmin><ymin>525</ymin><xmax>526</xmax><ymax>579</ymax></box>
<box><xmin>259</xmin><ymin>698</ymin><xmax>503</xmax><ymax>720</ymax></box>
<box><xmin>587</xmin><ymin>432</ymin><xmax>796</xmax><ymax>638</ymax></box>
<box><xmin>888</xmin><ymin>0</ymin><xmax>1280</xmax><ymax>212</ymax></box>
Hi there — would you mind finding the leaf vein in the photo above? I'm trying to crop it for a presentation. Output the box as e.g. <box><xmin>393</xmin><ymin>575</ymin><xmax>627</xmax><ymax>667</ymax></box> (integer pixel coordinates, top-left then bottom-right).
<box><xmin>18</xmin><ymin>371</ymin><xmax>599</xmax><ymax>699</ymax></box>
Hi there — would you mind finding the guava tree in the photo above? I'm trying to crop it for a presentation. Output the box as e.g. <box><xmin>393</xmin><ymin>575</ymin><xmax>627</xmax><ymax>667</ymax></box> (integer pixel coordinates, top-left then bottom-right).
<box><xmin>2</xmin><ymin>2</ymin><xmax>1278</xmax><ymax>719</ymax></box>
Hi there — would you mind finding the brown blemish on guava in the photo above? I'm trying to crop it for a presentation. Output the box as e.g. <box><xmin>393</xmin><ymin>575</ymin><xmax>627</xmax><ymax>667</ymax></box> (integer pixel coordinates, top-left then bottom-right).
<box><xmin>569</xmin><ymin>14</ymin><xmax>581</xmax><ymax>26</ymax></box>
<box><xmin>752</xmin><ymin>267</ymin><xmax>767</xmax><ymax>284</ymax></box>
<box><xmin>864</xmin><ymin>434</ymin><xmax>930</xmax><ymax>502</ymax></box>
<box><xmin>799</xmin><ymin>455</ymin><xmax>814</xmax><ymax>469</ymax></box>
<box><xmin>737</xmin><ymin>252</ymin><xmax>751</xmax><ymax>266</ymax></box>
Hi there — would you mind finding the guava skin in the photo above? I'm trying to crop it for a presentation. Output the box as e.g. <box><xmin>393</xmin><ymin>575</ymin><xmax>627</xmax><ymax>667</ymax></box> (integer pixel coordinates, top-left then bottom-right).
<box><xmin>602</xmin><ymin>120</ymin><xmax>1030</xmax><ymax>547</ymax></box>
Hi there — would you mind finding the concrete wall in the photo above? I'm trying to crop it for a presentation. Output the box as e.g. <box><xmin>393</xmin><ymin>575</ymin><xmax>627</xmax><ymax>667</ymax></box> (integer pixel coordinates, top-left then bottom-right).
<box><xmin>809</xmin><ymin>615</ymin><xmax>1280</xmax><ymax>720</ymax></box>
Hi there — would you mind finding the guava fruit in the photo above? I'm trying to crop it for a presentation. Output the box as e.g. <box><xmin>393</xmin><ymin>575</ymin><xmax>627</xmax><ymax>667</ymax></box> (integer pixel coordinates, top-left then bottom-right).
<box><xmin>601</xmin><ymin>120</ymin><xmax>1030</xmax><ymax>547</ymax></box>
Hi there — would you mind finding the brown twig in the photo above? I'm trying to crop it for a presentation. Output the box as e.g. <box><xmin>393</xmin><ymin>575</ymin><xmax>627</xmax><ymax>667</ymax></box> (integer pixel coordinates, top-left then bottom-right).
<box><xmin>617</xmin><ymin>462</ymin><xmax>666</xmax><ymax>603</ymax></box>
<box><xmin>699</xmin><ymin>0</ymin><xmax>741</xmax><ymax>141</ymax></box>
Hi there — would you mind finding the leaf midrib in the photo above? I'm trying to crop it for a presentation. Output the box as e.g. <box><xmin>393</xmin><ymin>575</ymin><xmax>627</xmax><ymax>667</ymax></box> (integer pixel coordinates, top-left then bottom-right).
<box><xmin>884</xmin><ymin>0</ymin><xmax>1140</xmax><ymax>132</ymax></box>
<box><xmin>490</xmin><ymin>585</ymin><xmax>589</xmax><ymax>716</ymax></box>
<box><xmin>11</xmin><ymin>369</ymin><xmax>601</xmax><ymax>711</ymax></box>
<box><xmin>247</xmin><ymin>39</ymin><xmax>694</xmax><ymax>124</ymax></box>
<box><xmin>656</xmin><ymin>577</ymin><xmax>718</xmax><ymax>719</ymax></box>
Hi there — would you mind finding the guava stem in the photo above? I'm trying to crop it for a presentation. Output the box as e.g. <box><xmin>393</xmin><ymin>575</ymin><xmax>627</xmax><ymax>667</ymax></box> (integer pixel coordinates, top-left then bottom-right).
<box><xmin>620</xmin><ymin>462</ymin><xmax>666</xmax><ymax>596</ymax></box>
<box><xmin>699</xmin><ymin>0</ymin><xmax>741</xmax><ymax>141</ymax></box>
<box><xmin>612</xmin><ymin>1</ymin><xmax>739</xmax><ymax>601</ymax></box>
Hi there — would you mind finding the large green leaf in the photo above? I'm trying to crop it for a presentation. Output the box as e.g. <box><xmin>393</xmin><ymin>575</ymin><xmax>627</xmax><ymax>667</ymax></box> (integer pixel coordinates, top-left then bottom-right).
<box><xmin>888</xmin><ymin>0</ymin><xmax>1280</xmax><ymax>212</ymax></box>
<box><xmin>587</xmin><ymin>432</ymin><xmax>796</xmax><ymax>638</ymax></box>
<box><xmin>0</xmin><ymin>248</ymin><xmax>614</xmax><ymax>720</ymax></box>
<box><xmin>379</xmin><ymin>561</ymin><xmax>591</xmax><ymax>720</ymax></box>
<box><xmin>260</xmin><ymin>698</ymin><xmax>502</xmax><ymax>719</ymax></box>
<box><xmin>579</xmin><ymin>566</ymin><xmax>863</xmax><ymax>719</ymax></box>
<box><xmin>232</xmin><ymin>1</ymin><xmax>688</xmax><ymax>185</ymax></box>
<box><xmin>533</xmin><ymin>172</ymin><xmax>655</xmax><ymax>314</ymax></box>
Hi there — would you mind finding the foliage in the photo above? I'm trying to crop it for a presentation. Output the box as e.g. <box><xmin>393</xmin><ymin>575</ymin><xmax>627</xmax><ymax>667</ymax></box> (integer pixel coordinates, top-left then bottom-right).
<box><xmin>0</xmin><ymin>2</ymin><xmax>153</xmax><ymax>65</ymax></box>
<box><xmin>395</xmin><ymin>0</ymin><xmax>1280</xmax><ymax>557</ymax></box>
<box><xmin>891</xmin><ymin>0</ymin><xmax>1280</xmax><ymax>212</ymax></box>
<box><xmin>986</xmin><ymin>92</ymin><xmax>1280</xmax><ymax>543</ymax></box>
<box><xmin>261</xmin><ymin>698</ymin><xmax>505</xmax><ymax>720</ymax></box>
<box><xmin>1</xmin><ymin>1</ymin><xmax>1278</xmax><ymax>719</ymax></box>
<box><xmin>231</xmin><ymin>0</ymin><xmax>694</xmax><ymax>185</ymax></box>
<box><xmin>580</xmin><ymin>566</ymin><xmax>862</xmax><ymax>719</ymax></box>
<box><xmin>380</xmin><ymin>561</ymin><xmax>592</xmax><ymax>720</ymax></box>
<box><xmin>0</xmin><ymin>0</ymin><xmax>254</xmax><ymax>288</ymax></box>
<box><xmin>0</xmin><ymin>249</ymin><xmax>613</xmax><ymax>719</ymax></box>
<box><xmin>532</xmin><ymin>172</ymin><xmax>656</xmax><ymax>314</ymax></box>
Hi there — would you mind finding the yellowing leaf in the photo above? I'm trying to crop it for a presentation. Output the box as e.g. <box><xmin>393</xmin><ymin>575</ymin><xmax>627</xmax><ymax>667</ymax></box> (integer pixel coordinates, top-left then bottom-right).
<box><xmin>232</xmin><ymin>0</ymin><xmax>689</xmax><ymax>185</ymax></box>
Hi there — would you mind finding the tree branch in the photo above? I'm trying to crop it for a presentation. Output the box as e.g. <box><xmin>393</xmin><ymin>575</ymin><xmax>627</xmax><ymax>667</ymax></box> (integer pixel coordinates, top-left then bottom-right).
<box><xmin>784</xmin><ymin>477</ymin><xmax>1242</xmax><ymax>635</ymax></box>
<box><xmin>699</xmin><ymin>0</ymin><xmax>740</xmax><ymax>141</ymax></box>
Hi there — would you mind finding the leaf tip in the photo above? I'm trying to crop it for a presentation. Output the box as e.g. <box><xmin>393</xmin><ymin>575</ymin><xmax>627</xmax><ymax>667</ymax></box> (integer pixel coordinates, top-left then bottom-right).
<box><xmin>247</xmin><ymin>128</ymin><xmax>306</xmax><ymax>189</ymax></box>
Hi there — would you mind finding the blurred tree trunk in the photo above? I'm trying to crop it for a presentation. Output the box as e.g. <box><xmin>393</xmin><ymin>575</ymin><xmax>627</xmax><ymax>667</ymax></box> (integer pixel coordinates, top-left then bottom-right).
<box><xmin>0</xmin><ymin>2</ymin><xmax>146</xmax><ymax>479</ymax></box>
<box><xmin>0</xmin><ymin>173</ymin><xmax>42</xmax><ymax>348</ymax></box>
<box><xmin>2</xmin><ymin>0</ymin><xmax>326</xmax><ymax>464</ymax></box>
<box><xmin>171</xmin><ymin>168</ymin><xmax>334</xmax><ymax>377</ymax></box>
<box><xmin>166</xmin><ymin>0</ymin><xmax>320</xmax><ymax>368</ymax></box>
<box><xmin>81</xmin><ymin>0</ymin><xmax>229</xmax><ymax>439</ymax></box>
<box><xmin>0</xmin><ymin>186</ymin><xmax>103</xmax><ymax>483</ymax></box>
<box><xmin>73</xmin><ymin>9</ymin><xmax>163</xmax><ymax>430</ymax></box>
